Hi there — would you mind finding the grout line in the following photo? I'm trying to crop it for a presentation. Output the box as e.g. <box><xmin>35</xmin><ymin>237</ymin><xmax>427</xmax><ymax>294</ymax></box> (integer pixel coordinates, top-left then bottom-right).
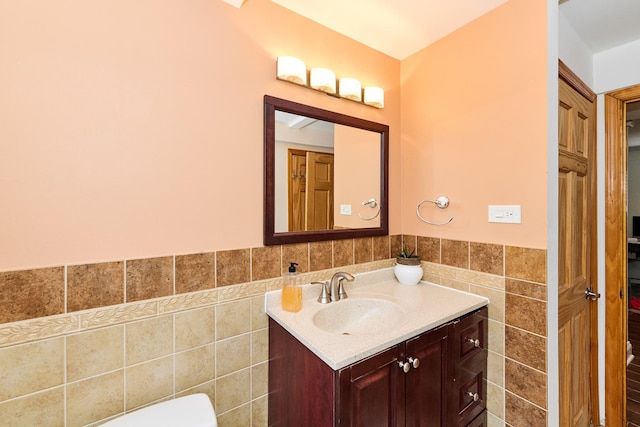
<box><xmin>123</xmin><ymin>260</ymin><xmax>128</xmax><ymax>304</ymax></box>
<box><xmin>122</xmin><ymin>323</ymin><xmax>127</xmax><ymax>414</ymax></box>
<box><xmin>504</xmin><ymin>389</ymin><xmax>549</xmax><ymax>414</ymax></box>
<box><xmin>63</xmin><ymin>265</ymin><xmax>68</xmax><ymax>315</ymax></box>
<box><xmin>213</xmin><ymin>251</ymin><xmax>217</xmax><ymax>289</ymax></box>
<box><xmin>63</xmin><ymin>334</ymin><xmax>67</xmax><ymax>426</ymax></box>
<box><xmin>172</xmin><ymin>312</ymin><xmax>176</xmax><ymax>399</ymax></box>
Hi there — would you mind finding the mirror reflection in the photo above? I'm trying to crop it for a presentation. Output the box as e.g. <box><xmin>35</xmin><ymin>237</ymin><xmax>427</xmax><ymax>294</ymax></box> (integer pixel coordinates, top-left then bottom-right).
<box><xmin>264</xmin><ymin>95</ymin><xmax>389</xmax><ymax>245</ymax></box>
<box><xmin>274</xmin><ymin>111</ymin><xmax>381</xmax><ymax>232</ymax></box>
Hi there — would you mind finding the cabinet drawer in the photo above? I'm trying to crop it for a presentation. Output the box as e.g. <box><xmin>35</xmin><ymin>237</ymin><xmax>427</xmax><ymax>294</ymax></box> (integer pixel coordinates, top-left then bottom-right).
<box><xmin>454</xmin><ymin>307</ymin><xmax>488</xmax><ymax>364</ymax></box>
<box><xmin>453</xmin><ymin>368</ymin><xmax>485</xmax><ymax>422</ymax></box>
<box><xmin>449</xmin><ymin>307</ymin><xmax>488</xmax><ymax>426</ymax></box>
<box><xmin>465</xmin><ymin>410</ymin><xmax>487</xmax><ymax>427</ymax></box>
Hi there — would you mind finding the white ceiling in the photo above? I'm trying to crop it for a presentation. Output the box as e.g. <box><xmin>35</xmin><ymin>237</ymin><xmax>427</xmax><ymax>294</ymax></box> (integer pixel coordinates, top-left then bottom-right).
<box><xmin>560</xmin><ymin>0</ymin><xmax>640</xmax><ymax>53</ymax></box>
<box><xmin>270</xmin><ymin>0</ymin><xmax>507</xmax><ymax>60</ymax></box>
<box><xmin>269</xmin><ymin>0</ymin><xmax>640</xmax><ymax>60</ymax></box>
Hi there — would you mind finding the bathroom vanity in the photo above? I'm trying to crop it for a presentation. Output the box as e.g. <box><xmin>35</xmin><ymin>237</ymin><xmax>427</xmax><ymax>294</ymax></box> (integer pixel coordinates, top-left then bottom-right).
<box><xmin>266</xmin><ymin>269</ymin><xmax>489</xmax><ymax>426</ymax></box>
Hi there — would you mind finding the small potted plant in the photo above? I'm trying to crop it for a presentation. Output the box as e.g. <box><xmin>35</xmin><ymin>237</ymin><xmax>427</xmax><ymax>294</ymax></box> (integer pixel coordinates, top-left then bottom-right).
<box><xmin>394</xmin><ymin>246</ymin><xmax>423</xmax><ymax>285</ymax></box>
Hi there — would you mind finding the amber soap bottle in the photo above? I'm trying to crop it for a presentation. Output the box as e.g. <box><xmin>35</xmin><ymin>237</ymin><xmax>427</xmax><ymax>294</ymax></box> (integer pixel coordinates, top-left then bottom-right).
<box><xmin>282</xmin><ymin>262</ymin><xmax>302</xmax><ymax>312</ymax></box>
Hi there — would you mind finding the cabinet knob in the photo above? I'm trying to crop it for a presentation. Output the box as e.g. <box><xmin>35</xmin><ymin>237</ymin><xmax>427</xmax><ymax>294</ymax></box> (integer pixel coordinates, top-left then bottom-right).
<box><xmin>398</xmin><ymin>361</ymin><xmax>411</xmax><ymax>373</ymax></box>
<box><xmin>466</xmin><ymin>391</ymin><xmax>480</xmax><ymax>402</ymax></box>
<box><xmin>465</xmin><ymin>337</ymin><xmax>480</xmax><ymax>348</ymax></box>
<box><xmin>408</xmin><ymin>357</ymin><xmax>420</xmax><ymax>369</ymax></box>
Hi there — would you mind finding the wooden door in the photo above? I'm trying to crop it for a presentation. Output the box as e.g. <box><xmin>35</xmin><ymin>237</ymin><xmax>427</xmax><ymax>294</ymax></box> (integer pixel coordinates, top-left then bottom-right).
<box><xmin>339</xmin><ymin>344</ymin><xmax>405</xmax><ymax>427</ymax></box>
<box><xmin>404</xmin><ymin>324</ymin><xmax>448</xmax><ymax>427</ymax></box>
<box><xmin>287</xmin><ymin>149</ymin><xmax>307</xmax><ymax>232</ymax></box>
<box><xmin>604</xmin><ymin>84</ymin><xmax>640</xmax><ymax>426</ymax></box>
<box><xmin>558</xmin><ymin>63</ymin><xmax>598</xmax><ymax>426</ymax></box>
<box><xmin>305</xmin><ymin>152</ymin><xmax>334</xmax><ymax>231</ymax></box>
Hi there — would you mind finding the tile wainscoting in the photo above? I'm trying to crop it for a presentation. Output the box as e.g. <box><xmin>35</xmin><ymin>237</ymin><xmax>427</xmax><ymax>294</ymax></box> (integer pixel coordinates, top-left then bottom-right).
<box><xmin>0</xmin><ymin>235</ymin><xmax>547</xmax><ymax>426</ymax></box>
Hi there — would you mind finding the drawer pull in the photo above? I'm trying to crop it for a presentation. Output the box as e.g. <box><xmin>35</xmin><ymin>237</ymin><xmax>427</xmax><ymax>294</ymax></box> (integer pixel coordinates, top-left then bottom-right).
<box><xmin>398</xmin><ymin>361</ymin><xmax>411</xmax><ymax>373</ymax></box>
<box><xmin>465</xmin><ymin>337</ymin><xmax>480</xmax><ymax>348</ymax></box>
<box><xmin>466</xmin><ymin>391</ymin><xmax>480</xmax><ymax>402</ymax></box>
<box><xmin>408</xmin><ymin>357</ymin><xmax>420</xmax><ymax>369</ymax></box>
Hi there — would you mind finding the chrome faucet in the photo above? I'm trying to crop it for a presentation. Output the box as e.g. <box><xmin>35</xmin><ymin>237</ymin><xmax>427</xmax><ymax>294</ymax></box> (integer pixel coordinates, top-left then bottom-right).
<box><xmin>331</xmin><ymin>271</ymin><xmax>355</xmax><ymax>301</ymax></box>
<box><xmin>330</xmin><ymin>272</ymin><xmax>355</xmax><ymax>302</ymax></box>
<box><xmin>316</xmin><ymin>272</ymin><xmax>355</xmax><ymax>304</ymax></box>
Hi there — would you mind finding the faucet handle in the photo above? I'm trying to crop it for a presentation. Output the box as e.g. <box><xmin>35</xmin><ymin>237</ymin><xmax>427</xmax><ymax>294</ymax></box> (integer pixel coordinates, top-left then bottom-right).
<box><xmin>337</xmin><ymin>278</ymin><xmax>349</xmax><ymax>300</ymax></box>
<box><xmin>315</xmin><ymin>281</ymin><xmax>331</xmax><ymax>304</ymax></box>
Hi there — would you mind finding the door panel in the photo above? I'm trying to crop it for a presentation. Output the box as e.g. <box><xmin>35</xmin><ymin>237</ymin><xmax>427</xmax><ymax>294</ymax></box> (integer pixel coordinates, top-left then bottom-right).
<box><xmin>305</xmin><ymin>152</ymin><xmax>334</xmax><ymax>231</ymax></box>
<box><xmin>405</xmin><ymin>325</ymin><xmax>448</xmax><ymax>427</ymax></box>
<box><xmin>288</xmin><ymin>149</ymin><xmax>307</xmax><ymax>232</ymax></box>
<box><xmin>558</xmin><ymin>74</ymin><xmax>597</xmax><ymax>426</ymax></box>
<box><xmin>339</xmin><ymin>344</ymin><xmax>405</xmax><ymax>427</ymax></box>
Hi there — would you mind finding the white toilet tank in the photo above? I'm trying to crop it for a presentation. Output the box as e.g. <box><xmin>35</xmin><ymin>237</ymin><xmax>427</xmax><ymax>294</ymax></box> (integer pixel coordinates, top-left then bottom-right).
<box><xmin>100</xmin><ymin>393</ymin><xmax>217</xmax><ymax>427</ymax></box>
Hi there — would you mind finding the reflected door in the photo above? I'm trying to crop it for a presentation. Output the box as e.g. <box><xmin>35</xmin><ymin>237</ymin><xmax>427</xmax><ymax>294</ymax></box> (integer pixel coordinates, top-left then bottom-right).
<box><xmin>288</xmin><ymin>149</ymin><xmax>307</xmax><ymax>232</ymax></box>
<box><xmin>305</xmin><ymin>152</ymin><xmax>334</xmax><ymax>231</ymax></box>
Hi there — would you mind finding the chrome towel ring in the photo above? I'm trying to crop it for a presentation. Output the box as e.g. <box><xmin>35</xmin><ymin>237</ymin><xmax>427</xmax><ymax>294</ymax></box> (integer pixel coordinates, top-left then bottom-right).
<box><xmin>416</xmin><ymin>196</ymin><xmax>453</xmax><ymax>226</ymax></box>
<box><xmin>358</xmin><ymin>197</ymin><xmax>381</xmax><ymax>221</ymax></box>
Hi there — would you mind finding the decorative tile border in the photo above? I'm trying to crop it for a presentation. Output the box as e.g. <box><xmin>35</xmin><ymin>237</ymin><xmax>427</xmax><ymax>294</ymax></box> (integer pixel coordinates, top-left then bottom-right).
<box><xmin>0</xmin><ymin>314</ymin><xmax>79</xmax><ymax>347</ymax></box>
<box><xmin>158</xmin><ymin>290</ymin><xmax>219</xmax><ymax>314</ymax></box>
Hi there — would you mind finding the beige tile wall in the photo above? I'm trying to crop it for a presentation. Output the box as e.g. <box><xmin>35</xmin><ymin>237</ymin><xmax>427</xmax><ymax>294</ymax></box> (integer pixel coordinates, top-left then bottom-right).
<box><xmin>404</xmin><ymin>235</ymin><xmax>548</xmax><ymax>427</ymax></box>
<box><xmin>0</xmin><ymin>290</ymin><xmax>269</xmax><ymax>426</ymax></box>
<box><xmin>0</xmin><ymin>235</ymin><xmax>548</xmax><ymax>426</ymax></box>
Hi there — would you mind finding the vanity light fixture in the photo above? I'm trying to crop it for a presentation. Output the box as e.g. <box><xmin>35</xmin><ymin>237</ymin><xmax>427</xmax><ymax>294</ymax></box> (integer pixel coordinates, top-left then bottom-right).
<box><xmin>276</xmin><ymin>56</ymin><xmax>307</xmax><ymax>86</ymax></box>
<box><xmin>364</xmin><ymin>86</ymin><xmax>384</xmax><ymax>109</ymax></box>
<box><xmin>338</xmin><ymin>77</ymin><xmax>362</xmax><ymax>102</ymax></box>
<box><xmin>275</xmin><ymin>56</ymin><xmax>384</xmax><ymax>108</ymax></box>
<box><xmin>310</xmin><ymin>68</ymin><xmax>337</xmax><ymax>94</ymax></box>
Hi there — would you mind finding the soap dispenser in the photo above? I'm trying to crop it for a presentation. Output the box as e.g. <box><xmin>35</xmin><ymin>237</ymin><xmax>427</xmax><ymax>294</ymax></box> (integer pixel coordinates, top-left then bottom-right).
<box><xmin>282</xmin><ymin>262</ymin><xmax>302</xmax><ymax>312</ymax></box>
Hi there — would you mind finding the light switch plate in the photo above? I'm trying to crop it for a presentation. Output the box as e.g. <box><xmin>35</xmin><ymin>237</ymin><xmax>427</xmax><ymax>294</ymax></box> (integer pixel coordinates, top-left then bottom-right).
<box><xmin>340</xmin><ymin>204</ymin><xmax>352</xmax><ymax>215</ymax></box>
<box><xmin>488</xmin><ymin>205</ymin><xmax>521</xmax><ymax>224</ymax></box>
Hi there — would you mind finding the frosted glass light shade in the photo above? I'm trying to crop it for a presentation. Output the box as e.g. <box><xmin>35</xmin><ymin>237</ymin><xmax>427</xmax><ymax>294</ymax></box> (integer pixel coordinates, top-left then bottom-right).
<box><xmin>277</xmin><ymin>56</ymin><xmax>307</xmax><ymax>85</ymax></box>
<box><xmin>364</xmin><ymin>86</ymin><xmax>384</xmax><ymax>108</ymax></box>
<box><xmin>339</xmin><ymin>78</ymin><xmax>362</xmax><ymax>101</ymax></box>
<box><xmin>310</xmin><ymin>68</ymin><xmax>336</xmax><ymax>94</ymax></box>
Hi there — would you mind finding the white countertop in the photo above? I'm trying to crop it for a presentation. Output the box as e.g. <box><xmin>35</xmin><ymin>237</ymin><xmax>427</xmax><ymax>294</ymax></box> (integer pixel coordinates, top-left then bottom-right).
<box><xmin>265</xmin><ymin>268</ymin><xmax>489</xmax><ymax>370</ymax></box>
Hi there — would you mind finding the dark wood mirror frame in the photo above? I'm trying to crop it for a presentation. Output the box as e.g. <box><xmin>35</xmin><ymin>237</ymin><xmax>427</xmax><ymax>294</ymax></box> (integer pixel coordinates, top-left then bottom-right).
<box><xmin>264</xmin><ymin>95</ymin><xmax>389</xmax><ymax>245</ymax></box>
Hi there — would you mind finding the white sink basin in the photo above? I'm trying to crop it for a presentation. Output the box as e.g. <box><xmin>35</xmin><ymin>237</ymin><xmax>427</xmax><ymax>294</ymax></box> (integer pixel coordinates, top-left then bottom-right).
<box><xmin>308</xmin><ymin>297</ymin><xmax>406</xmax><ymax>336</ymax></box>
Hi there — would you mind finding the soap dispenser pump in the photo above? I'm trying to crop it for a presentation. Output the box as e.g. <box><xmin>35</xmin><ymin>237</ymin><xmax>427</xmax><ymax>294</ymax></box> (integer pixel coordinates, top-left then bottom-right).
<box><xmin>282</xmin><ymin>262</ymin><xmax>302</xmax><ymax>312</ymax></box>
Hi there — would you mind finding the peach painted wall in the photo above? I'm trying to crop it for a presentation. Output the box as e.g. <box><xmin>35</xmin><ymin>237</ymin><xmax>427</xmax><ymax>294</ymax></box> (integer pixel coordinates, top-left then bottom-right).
<box><xmin>400</xmin><ymin>0</ymin><xmax>548</xmax><ymax>248</ymax></box>
<box><xmin>334</xmin><ymin>125</ymin><xmax>381</xmax><ymax>229</ymax></box>
<box><xmin>0</xmin><ymin>0</ymin><xmax>401</xmax><ymax>270</ymax></box>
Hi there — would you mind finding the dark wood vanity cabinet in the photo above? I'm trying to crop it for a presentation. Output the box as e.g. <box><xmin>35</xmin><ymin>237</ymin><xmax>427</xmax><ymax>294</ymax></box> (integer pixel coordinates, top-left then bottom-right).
<box><xmin>268</xmin><ymin>307</ymin><xmax>488</xmax><ymax>427</ymax></box>
<box><xmin>448</xmin><ymin>308</ymin><xmax>488</xmax><ymax>426</ymax></box>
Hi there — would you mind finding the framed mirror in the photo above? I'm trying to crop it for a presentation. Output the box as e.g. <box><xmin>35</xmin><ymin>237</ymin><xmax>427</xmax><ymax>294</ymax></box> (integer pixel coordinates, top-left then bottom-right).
<box><xmin>264</xmin><ymin>95</ymin><xmax>389</xmax><ymax>245</ymax></box>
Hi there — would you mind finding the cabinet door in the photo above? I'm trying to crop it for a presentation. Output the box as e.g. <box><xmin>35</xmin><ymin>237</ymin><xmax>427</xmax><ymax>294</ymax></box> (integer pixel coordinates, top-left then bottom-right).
<box><xmin>338</xmin><ymin>344</ymin><xmax>405</xmax><ymax>427</ymax></box>
<box><xmin>404</xmin><ymin>324</ymin><xmax>449</xmax><ymax>427</ymax></box>
<box><xmin>268</xmin><ymin>319</ymin><xmax>337</xmax><ymax>427</ymax></box>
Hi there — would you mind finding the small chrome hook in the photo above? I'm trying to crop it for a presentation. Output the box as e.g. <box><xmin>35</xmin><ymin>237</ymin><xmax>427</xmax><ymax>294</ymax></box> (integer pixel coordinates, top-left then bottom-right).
<box><xmin>358</xmin><ymin>197</ymin><xmax>380</xmax><ymax>221</ymax></box>
<box><xmin>361</xmin><ymin>197</ymin><xmax>377</xmax><ymax>208</ymax></box>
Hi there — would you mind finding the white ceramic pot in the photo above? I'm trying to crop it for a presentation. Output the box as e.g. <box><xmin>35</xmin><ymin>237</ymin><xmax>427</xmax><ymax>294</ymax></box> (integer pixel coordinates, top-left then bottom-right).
<box><xmin>393</xmin><ymin>263</ymin><xmax>423</xmax><ymax>285</ymax></box>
